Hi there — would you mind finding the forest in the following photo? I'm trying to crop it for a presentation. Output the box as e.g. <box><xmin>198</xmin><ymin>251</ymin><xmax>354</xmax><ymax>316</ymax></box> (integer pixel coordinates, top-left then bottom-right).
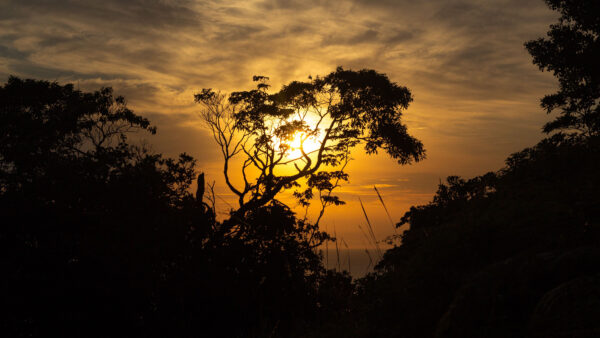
<box><xmin>1</xmin><ymin>0</ymin><xmax>599</xmax><ymax>337</ymax></box>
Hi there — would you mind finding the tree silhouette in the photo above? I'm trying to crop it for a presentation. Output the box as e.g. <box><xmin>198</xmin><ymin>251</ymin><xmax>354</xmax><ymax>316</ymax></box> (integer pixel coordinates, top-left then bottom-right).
<box><xmin>0</xmin><ymin>76</ymin><xmax>353</xmax><ymax>338</ymax></box>
<box><xmin>0</xmin><ymin>76</ymin><xmax>157</xmax><ymax>193</ymax></box>
<box><xmin>196</xmin><ymin>67</ymin><xmax>425</xmax><ymax>222</ymax></box>
<box><xmin>0</xmin><ymin>77</ymin><xmax>212</xmax><ymax>337</ymax></box>
<box><xmin>525</xmin><ymin>0</ymin><xmax>600</xmax><ymax>136</ymax></box>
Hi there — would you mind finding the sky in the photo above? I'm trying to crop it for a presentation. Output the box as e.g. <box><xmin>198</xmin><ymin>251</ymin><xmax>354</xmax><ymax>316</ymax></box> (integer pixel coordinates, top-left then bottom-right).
<box><xmin>1</xmin><ymin>0</ymin><xmax>559</xmax><ymax>251</ymax></box>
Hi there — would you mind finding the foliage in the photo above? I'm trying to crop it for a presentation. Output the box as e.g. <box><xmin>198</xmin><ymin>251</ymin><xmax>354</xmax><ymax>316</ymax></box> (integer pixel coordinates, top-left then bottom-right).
<box><xmin>201</xmin><ymin>201</ymin><xmax>334</xmax><ymax>336</ymax></box>
<box><xmin>195</xmin><ymin>67</ymin><xmax>425</xmax><ymax>220</ymax></box>
<box><xmin>339</xmin><ymin>133</ymin><xmax>600</xmax><ymax>337</ymax></box>
<box><xmin>0</xmin><ymin>77</ymin><xmax>346</xmax><ymax>337</ymax></box>
<box><xmin>525</xmin><ymin>0</ymin><xmax>600</xmax><ymax>135</ymax></box>
<box><xmin>0</xmin><ymin>76</ymin><xmax>207</xmax><ymax>336</ymax></box>
<box><xmin>0</xmin><ymin>76</ymin><xmax>156</xmax><ymax>185</ymax></box>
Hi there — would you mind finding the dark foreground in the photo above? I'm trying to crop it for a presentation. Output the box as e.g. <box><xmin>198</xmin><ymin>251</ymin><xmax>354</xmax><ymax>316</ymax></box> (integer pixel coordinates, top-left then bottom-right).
<box><xmin>2</xmin><ymin>79</ymin><xmax>600</xmax><ymax>338</ymax></box>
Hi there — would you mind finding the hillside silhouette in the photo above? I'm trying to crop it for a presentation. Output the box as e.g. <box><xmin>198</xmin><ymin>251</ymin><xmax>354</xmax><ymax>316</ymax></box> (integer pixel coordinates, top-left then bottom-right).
<box><xmin>319</xmin><ymin>133</ymin><xmax>600</xmax><ymax>337</ymax></box>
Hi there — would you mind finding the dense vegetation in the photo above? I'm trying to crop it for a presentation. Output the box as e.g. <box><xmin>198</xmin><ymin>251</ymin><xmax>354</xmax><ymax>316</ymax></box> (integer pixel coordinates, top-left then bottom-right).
<box><xmin>333</xmin><ymin>133</ymin><xmax>600</xmax><ymax>337</ymax></box>
<box><xmin>0</xmin><ymin>77</ymin><xmax>349</xmax><ymax>337</ymax></box>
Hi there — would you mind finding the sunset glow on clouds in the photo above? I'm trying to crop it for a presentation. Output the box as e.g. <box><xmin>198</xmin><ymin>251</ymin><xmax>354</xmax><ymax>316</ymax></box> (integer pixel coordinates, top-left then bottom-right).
<box><xmin>1</xmin><ymin>0</ymin><xmax>559</xmax><ymax>247</ymax></box>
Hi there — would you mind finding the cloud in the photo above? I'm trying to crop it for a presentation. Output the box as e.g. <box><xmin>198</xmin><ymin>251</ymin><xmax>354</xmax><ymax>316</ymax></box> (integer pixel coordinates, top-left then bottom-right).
<box><xmin>10</xmin><ymin>0</ymin><xmax>202</xmax><ymax>29</ymax></box>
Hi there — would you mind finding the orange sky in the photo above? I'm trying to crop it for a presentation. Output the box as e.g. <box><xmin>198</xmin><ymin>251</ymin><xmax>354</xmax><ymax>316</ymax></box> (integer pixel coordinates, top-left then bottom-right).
<box><xmin>1</xmin><ymin>0</ymin><xmax>559</xmax><ymax>249</ymax></box>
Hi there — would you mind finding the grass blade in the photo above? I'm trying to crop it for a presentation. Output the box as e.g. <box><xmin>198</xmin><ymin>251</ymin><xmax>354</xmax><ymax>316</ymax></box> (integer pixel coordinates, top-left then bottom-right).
<box><xmin>374</xmin><ymin>185</ymin><xmax>397</xmax><ymax>234</ymax></box>
<box><xmin>334</xmin><ymin>224</ymin><xmax>341</xmax><ymax>271</ymax></box>
<box><xmin>359</xmin><ymin>197</ymin><xmax>382</xmax><ymax>259</ymax></box>
<box><xmin>342</xmin><ymin>238</ymin><xmax>351</xmax><ymax>273</ymax></box>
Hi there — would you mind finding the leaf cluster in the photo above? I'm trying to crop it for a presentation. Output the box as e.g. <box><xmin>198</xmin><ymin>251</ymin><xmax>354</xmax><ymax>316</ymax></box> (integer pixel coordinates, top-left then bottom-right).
<box><xmin>525</xmin><ymin>0</ymin><xmax>600</xmax><ymax>135</ymax></box>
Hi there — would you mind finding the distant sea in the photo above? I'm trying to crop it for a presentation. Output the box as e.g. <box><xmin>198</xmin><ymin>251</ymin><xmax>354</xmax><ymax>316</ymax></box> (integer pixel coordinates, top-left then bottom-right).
<box><xmin>320</xmin><ymin>248</ymin><xmax>382</xmax><ymax>278</ymax></box>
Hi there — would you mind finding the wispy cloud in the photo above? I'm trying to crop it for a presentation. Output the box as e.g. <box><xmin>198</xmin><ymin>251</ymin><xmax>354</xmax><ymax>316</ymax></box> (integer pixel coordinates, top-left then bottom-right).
<box><xmin>0</xmin><ymin>0</ymin><xmax>559</xmax><ymax>245</ymax></box>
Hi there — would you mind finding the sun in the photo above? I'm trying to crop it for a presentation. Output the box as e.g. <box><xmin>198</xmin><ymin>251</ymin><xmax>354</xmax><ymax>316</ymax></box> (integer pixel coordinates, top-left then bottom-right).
<box><xmin>285</xmin><ymin>131</ymin><xmax>321</xmax><ymax>159</ymax></box>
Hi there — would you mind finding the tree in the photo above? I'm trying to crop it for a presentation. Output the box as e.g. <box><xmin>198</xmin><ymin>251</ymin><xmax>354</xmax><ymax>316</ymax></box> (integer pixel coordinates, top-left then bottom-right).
<box><xmin>0</xmin><ymin>76</ymin><xmax>157</xmax><ymax>193</ymax></box>
<box><xmin>525</xmin><ymin>0</ymin><xmax>600</xmax><ymax>136</ymax></box>
<box><xmin>195</xmin><ymin>67</ymin><xmax>425</xmax><ymax>222</ymax></box>
<box><xmin>0</xmin><ymin>77</ymin><xmax>212</xmax><ymax>337</ymax></box>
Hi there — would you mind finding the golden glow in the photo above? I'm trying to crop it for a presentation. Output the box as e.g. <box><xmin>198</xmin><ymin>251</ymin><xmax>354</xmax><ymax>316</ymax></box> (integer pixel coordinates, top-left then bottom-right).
<box><xmin>285</xmin><ymin>131</ymin><xmax>321</xmax><ymax>159</ymax></box>
<box><xmin>7</xmin><ymin>0</ymin><xmax>561</xmax><ymax>268</ymax></box>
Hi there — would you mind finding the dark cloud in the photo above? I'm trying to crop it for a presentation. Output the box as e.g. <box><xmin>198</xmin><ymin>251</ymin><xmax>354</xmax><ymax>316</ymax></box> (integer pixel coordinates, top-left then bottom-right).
<box><xmin>322</xmin><ymin>28</ymin><xmax>379</xmax><ymax>46</ymax></box>
<box><xmin>7</xmin><ymin>61</ymin><xmax>126</xmax><ymax>82</ymax></box>
<box><xmin>104</xmin><ymin>81</ymin><xmax>163</xmax><ymax>105</ymax></box>
<box><xmin>12</xmin><ymin>0</ymin><xmax>201</xmax><ymax>29</ymax></box>
<box><xmin>210</xmin><ymin>23</ymin><xmax>267</xmax><ymax>43</ymax></box>
<box><xmin>351</xmin><ymin>0</ymin><xmax>414</xmax><ymax>9</ymax></box>
<box><xmin>384</xmin><ymin>30</ymin><xmax>416</xmax><ymax>44</ymax></box>
<box><xmin>0</xmin><ymin>44</ymin><xmax>28</xmax><ymax>59</ymax></box>
<box><xmin>258</xmin><ymin>0</ymin><xmax>333</xmax><ymax>11</ymax></box>
<box><xmin>0</xmin><ymin>0</ymin><xmax>208</xmax><ymax>87</ymax></box>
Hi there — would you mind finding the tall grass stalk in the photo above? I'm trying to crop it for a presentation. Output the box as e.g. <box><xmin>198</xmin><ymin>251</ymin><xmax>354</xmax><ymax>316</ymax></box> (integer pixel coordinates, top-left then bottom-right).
<box><xmin>359</xmin><ymin>197</ymin><xmax>382</xmax><ymax>259</ymax></box>
<box><xmin>357</xmin><ymin>223</ymin><xmax>375</xmax><ymax>248</ymax></box>
<box><xmin>342</xmin><ymin>238</ymin><xmax>351</xmax><ymax>273</ymax></box>
<box><xmin>325</xmin><ymin>223</ymin><xmax>329</xmax><ymax>268</ymax></box>
<box><xmin>364</xmin><ymin>248</ymin><xmax>374</xmax><ymax>274</ymax></box>
<box><xmin>334</xmin><ymin>224</ymin><xmax>341</xmax><ymax>271</ymax></box>
<box><xmin>374</xmin><ymin>185</ymin><xmax>397</xmax><ymax>234</ymax></box>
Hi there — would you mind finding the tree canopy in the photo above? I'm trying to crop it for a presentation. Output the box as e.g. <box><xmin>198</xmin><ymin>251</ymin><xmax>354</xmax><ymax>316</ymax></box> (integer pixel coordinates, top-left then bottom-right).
<box><xmin>196</xmin><ymin>67</ymin><xmax>425</xmax><ymax>221</ymax></box>
<box><xmin>0</xmin><ymin>76</ymin><xmax>159</xmax><ymax>193</ymax></box>
<box><xmin>525</xmin><ymin>0</ymin><xmax>600</xmax><ymax>135</ymax></box>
